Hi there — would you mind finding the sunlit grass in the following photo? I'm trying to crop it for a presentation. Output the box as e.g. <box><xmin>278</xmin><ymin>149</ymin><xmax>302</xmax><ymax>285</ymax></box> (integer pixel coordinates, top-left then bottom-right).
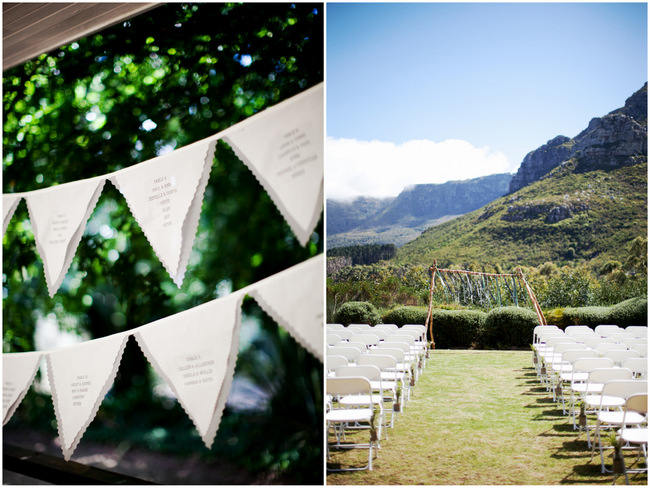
<box><xmin>327</xmin><ymin>350</ymin><xmax>647</xmax><ymax>485</ymax></box>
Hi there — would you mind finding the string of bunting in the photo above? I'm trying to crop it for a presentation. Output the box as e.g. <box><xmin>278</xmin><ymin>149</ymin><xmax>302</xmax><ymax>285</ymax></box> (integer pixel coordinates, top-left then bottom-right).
<box><xmin>3</xmin><ymin>254</ymin><xmax>323</xmax><ymax>461</ymax></box>
<box><xmin>2</xmin><ymin>83</ymin><xmax>324</xmax><ymax>296</ymax></box>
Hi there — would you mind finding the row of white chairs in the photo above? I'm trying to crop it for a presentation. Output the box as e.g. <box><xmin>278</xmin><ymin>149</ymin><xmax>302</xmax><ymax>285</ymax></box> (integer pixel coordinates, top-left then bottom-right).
<box><xmin>532</xmin><ymin>324</ymin><xmax>648</xmax><ymax>480</ymax></box>
<box><xmin>326</xmin><ymin>323</ymin><xmax>430</xmax><ymax>471</ymax></box>
<box><xmin>327</xmin><ymin>323</ymin><xmax>428</xmax><ymax>378</ymax></box>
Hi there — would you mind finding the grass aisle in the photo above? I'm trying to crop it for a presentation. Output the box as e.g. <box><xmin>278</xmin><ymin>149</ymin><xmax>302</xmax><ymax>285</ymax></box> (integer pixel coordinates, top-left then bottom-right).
<box><xmin>326</xmin><ymin>350</ymin><xmax>647</xmax><ymax>485</ymax></box>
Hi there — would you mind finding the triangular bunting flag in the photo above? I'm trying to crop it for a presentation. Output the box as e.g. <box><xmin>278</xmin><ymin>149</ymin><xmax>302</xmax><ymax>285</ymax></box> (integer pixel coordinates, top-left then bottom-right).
<box><xmin>25</xmin><ymin>177</ymin><xmax>105</xmax><ymax>297</ymax></box>
<box><xmin>134</xmin><ymin>292</ymin><xmax>244</xmax><ymax>448</ymax></box>
<box><xmin>248</xmin><ymin>255</ymin><xmax>323</xmax><ymax>360</ymax></box>
<box><xmin>110</xmin><ymin>140</ymin><xmax>215</xmax><ymax>286</ymax></box>
<box><xmin>222</xmin><ymin>83</ymin><xmax>323</xmax><ymax>245</ymax></box>
<box><xmin>46</xmin><ymin>334</ymin><xmax>128</xmax><ymax>460</ymax></box>
<box><xmin>3</xmin><ymin>352</ymin><xmax>42</xmax><ymax>425</ymax></box>
<box><xmin>3</xmin><ymin>194</ymin><xmax>22</xmax><ymax>235</ymax></box>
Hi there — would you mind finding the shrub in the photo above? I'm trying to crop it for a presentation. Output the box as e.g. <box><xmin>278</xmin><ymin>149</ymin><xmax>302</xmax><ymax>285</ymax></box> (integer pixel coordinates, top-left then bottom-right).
<box><xmin>382</xmin><ymin>306</ymin><xmax>428</xmax><ymax>326</ymax></box>
<box><xmin>562</xmin><ymin>306</ymin><xmax>610</xmax><ymax>327</ymax></box>
<box><xmin>544</xmin><ymin>308</ymin><xmax>567</xmax><ymax>327</ymax></box>
<box><xmin>540</xmin><ymin>266</ymin><xmax>599</xmax><ymax>308</ymax></box>
<box><xmin>430</xmin><ymin>309</ymin><xmax>486</xmax><ymax>348</ymax></box>
<box><xmin>381</xmin><ymin>307</ymin><xmax>486</xmax><ymax>348</ymax></box>
<box><xmin>609</xmin><ymin>296</ymin><xmax>647</xmax><ymax>326</ymax></box>
<box><xmin>482</xmin><ymin>306</ymin><xmax>540</xmax><ymax>349</ymax></box>
<box><xmin>334</xmin><ymin>301</ymin><xmax>381</xmax><ymax>325</ymax></box>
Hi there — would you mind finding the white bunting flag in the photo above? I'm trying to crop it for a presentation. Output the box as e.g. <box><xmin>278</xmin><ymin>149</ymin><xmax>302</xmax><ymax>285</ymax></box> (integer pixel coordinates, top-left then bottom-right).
<box><xmin>248</xmin><ymin>255</ymin><xmax>323</xmax><ymax>360</ymax></box>
<box><xmin>25</xmin><ymin>178</ymin><xmax>105</xmax><ymax>297</ymax></box>
<box><xmin>46</xmin><ymin>334</ymin><xmax>128</xmax><ymax>460</ymax></box>
<box><xmin>135</xmin><ymin>292</ymin><xmax>244</xmax><ymax>448</ymax></box>
<box><xmin>3</xmin><ymin>352</ymin><xmax>42</xmax><ymax>425</ymax></box>
<box><xmin>3</xmin><ymin>194</ymin><xmax>22</xmax><ymax>234</ymax></box>
<box><xmin>223</xmin><ymin>83</ymin><xmax>323</xmax><ymax>245</ymax></box>
<box><xmin>110</xmin><ymin>140</ymin><xmax>215</xmax><ymax>287</ymax></box>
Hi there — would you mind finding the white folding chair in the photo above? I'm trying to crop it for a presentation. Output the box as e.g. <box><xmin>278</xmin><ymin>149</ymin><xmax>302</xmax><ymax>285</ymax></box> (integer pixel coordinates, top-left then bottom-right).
<box><xmin>370</xmin><ymin>347</ymin><xmax>412</xmax><ymax>403</ymax></box>
<box><xmin>334</xmin><ymin>328</ymin><xmax>354</xmax><ymax>341</ymax></box>
<box><xmin>591</xmin><ymin>380</ymin><xmax>648</xmax><ymax>473</ymax></box>
<box><xmin>335</xmin><ymin>365</ymin><xmax>386</xmax><ymax>442</ymax></box>
<box><xmin>358</xmin><ymin>354</ymin><xmax>400</xmax><ymax>426</ymax></box>
<box><xmin>618</xmin><ymin>393</ymin><xmax>648</xmax><ymax>484</ymax></box>
<box><xmin>328</xmin><ymin>333</ymin><xmax>344</xmax><ymax>346</ymax></box>
<box><xmin>348</xmin><ymin>324</ymin><xmax>371</xmax><ymax>332</ymax></box>
<box><xmin>583</xmin><ymin>369</ymin><xmax>635</xmax><ymax>447</ymax></box>
<box><xmin>554</xmin><ymin>349</ymin><xmax>597</xmax><ymax>412</ymax></box>
<box><xmin>326</xmin><ymin>377</ymin><xmax>376</xmax><ymax>471</ymax></box>
<box><xmin>565</xmin><ymin>325</ymin><xmax>594</xmax><ymax>336</ymax></box>
<box><xmin>595</xmin><ymin>325</ymin><xmax>623</xmax><ymax>337</ymax></box>
<box><xmin>350</xmin><ymin>333</ymin><xmax>380</xmax><ymax>348</ymax></box>
<box><xmin>327</xmin><ymin>323</ymin><xmax>345</xmax><ymax>331</ymax></box>
<box><xmin>569</xmin><ymin>358</ymin><xmax>615</xmax><ymax>429</ymax></box>
<box><xmin>625</xmin><ymin>326</ymin><xmax>647</xmax><ymax>338</ymax></box>
<box><xmin>622</xmin><ymin>358</ymin><xmax>648</xmax><ymax>379</ymax></box>
<box><xmin>327</xmin><ymin>355</ymin><xmax>348</xmax><ymax>376</ymax></box>
<box><xmin>594</xmin><ymin>343</ymin><xmax>628</xmax><ymax>357</ymax></box>
<box><xmin>403</xmin><ymin>324</ymin><xmax>427</xmax><ymax>342</ymax></box>
<box><xmin>629</xmin><ymin>342</ymin><xmax>648</xmax><ymax>358</ymax></box>
<box><xmin>328</xmin><ymin>346</ymin><xmax>362</xmax><ymax>364</ymax></box>
<box><xmin>370</xmin><ymin>327</ymin><xmax>389</xmax><ymax>341</ymax></box>
<box><xmin>602</xmin><ymin>349</ymin><xmax>641</xmax><ymax>367</ymax></box>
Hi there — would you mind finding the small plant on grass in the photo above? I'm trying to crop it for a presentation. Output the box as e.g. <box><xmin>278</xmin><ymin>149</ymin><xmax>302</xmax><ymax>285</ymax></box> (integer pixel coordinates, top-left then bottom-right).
<box><xmin>370</xmin><ymin>405</ymin><xmax>380</xmax><ymax>442</ymax></box>
<box><xmin>609</xmin><ymin>432</ymin><xmax>625</xmax><ymax>474</ymax></box>
<box><xmin>577</xmin><ymin>401</ymin><xmax>587</xmax><ymax>429</ymax></box>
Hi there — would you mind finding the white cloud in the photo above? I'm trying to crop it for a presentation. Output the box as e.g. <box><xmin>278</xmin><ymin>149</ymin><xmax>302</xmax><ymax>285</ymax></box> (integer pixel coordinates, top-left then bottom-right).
<box><xmin>326</xmin><ymin>137</ymin><xmax>517</xmax><ymax>200</ymax></box>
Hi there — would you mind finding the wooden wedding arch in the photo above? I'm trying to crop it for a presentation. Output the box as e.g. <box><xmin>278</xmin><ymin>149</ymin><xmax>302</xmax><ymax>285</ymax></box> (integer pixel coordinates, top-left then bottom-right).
<box><xmin>424</xmin><ymin>260</ymin><xmax>546</xmax><ymax>347</ymax></box>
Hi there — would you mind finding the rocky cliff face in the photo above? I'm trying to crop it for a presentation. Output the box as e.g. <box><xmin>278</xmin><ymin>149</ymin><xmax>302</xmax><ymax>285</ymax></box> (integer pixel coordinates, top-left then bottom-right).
<box><xmin>509</xmin><ymin>83</ymin><xmax>647</xmax><ymax>193</ymax></box>
<box><xmin>327</xmin><ymin>173</ymin><xmax>512</xmax><ymax>237</ymax></box>
<box><xmin>508</xmin><ymin>136</ymin><xmax>574</xmax><ymax>193</ymax></box>
<box><xmin>369</xmin><ymin>173</ymin><xmax>512</xmax><ymax>227</ymax></box>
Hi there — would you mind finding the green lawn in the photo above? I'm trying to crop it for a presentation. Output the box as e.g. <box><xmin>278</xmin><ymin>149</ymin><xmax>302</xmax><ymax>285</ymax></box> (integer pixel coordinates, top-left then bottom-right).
<box><xmin>327</xmin><ymin>350</ymin><xmax>647</xmax><ymax>485</ymax></box>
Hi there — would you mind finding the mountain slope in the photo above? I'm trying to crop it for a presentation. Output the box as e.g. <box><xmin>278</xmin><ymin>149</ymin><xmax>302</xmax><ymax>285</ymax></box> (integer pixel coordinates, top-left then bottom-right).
<box><xmin>327</xmin><ymin>173</ymin><xmax>511</xmax><ymax>247</ymax></box>
<box><xmin>510</xmin><ymin>83</ymin><xmax>647</xmax><ymax>193</ymax></box>
<box><xmin>326</xmin><ymin>196</ymin><xmax>392</xmax><ymax>234</ymax></box>
<box><xmin>397</xmin><ymin>84</ymin><xmax>648</xmax><ymax>269</ymax></box>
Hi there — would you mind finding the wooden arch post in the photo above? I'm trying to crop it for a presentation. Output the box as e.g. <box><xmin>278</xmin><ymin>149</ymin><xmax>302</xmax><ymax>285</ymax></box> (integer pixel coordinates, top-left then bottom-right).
<box><xmin>425</xmin><ymin>260</ymin><xmax>437</xmax><ymax>349</ymax></box>
<box><xmin>516</xmin><ymin>268</ymin><xmax>547</xmax><ymax>325</ymax></box>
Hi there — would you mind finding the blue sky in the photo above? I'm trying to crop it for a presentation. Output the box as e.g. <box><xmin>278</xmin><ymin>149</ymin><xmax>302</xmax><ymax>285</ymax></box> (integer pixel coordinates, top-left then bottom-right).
<box><xmin>326</xmin><ymin>2</ymin><xmax>647</xmax><ymax>199</ymax></box>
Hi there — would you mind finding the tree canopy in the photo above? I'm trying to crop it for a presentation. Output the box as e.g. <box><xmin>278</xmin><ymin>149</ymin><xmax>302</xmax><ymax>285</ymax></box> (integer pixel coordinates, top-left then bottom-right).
<box><xmin>3</xmin><ymin>3</ymin><xmax>322</xmax><ymax>482</ymax></box>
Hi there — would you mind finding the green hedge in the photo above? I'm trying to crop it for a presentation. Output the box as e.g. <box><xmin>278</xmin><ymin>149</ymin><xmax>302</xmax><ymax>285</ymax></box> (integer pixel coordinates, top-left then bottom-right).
<box><xmin>558</xmin><ymin>297</ymin><xmax>647</xmax><ymax>327</ymax></box>
<box><xmin>334</xmin><ymin>301</ymin><xmax>381</xmax><ymax>325</ymax></box>
<box><xmin>482</xmin><ymin>307</ymin><xmax>539</xmax><ymax>349</ymax></box>
<box><xmin>609</xmin><ymin>297</ymin><xmax>647</xmax><ymax>326</ymax></box>
<box><xmin>431</xmin><ymin>309</ymin><xmax>486</xmax><ymax>348</ymax></box>
<box><xmin>381</xmin><ymin>306</ymin><xmax>428</xmax><ymax>326</ymax></box>
<box><xmin>381</xmin><ymin>306</ymin><xmax>486</xmax><ymax>348</ymax></box>
<box><xmin>561</xmin><ymin>306</ymin><xmax>610</xmax><ymax>327</ymax></box>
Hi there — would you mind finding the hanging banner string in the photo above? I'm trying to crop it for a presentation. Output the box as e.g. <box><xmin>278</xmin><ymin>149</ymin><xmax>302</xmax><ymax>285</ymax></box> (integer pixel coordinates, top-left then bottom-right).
<box><xmin>2</xmin><ymin>254</ymin><xmax>323</xmax><ymax>460</ymax></box>
<box><xmin>3</xmin><ymin>83</ymin><xmax>324</xmax><ymax>295</ymax></box>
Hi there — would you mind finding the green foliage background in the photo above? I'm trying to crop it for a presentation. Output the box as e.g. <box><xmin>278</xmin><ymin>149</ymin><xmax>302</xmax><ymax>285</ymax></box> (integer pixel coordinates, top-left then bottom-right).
<box><xmin>327</xmin><ymin>243</ymin><xmax>397</xmax><ymax>265</ymax></box>
<box><xmin>3</xmin><ymin>3</ymin><xmax>323</xmax><ymax>482</ymax></box>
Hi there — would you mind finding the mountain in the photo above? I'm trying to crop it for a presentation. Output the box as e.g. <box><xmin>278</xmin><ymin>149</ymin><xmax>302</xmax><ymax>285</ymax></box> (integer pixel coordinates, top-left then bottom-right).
<box><xmin>510</xmin><ymin>83</ymin><xmax>647</xmax><ymax>193</ymax></box>
<box><xmin>397</xmin><ymin>84</ymin><xmax>648</xmax><ymax>269</ymax></box>
<box><xmin>326</xmin><ymin>196</ymin><xmax>392</xmax><ymax>234</ymax></box>
<box><xmin>327</xmin><ymin>173</ymin><xmax>512</xmax><ymax>248</ymax></box>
